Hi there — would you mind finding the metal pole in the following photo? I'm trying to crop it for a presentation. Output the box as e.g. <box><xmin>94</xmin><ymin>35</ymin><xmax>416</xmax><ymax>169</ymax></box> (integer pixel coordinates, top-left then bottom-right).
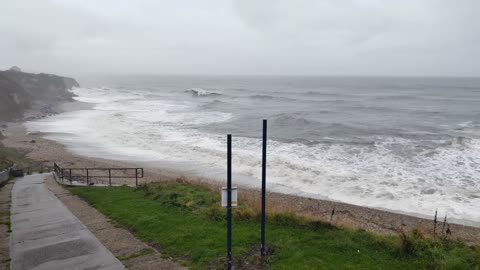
<box><xmin>261</xmin><ymin>119</ymin><xmax>267</xmax><ymax>256</ymax></box>
<box><xmin>227</xmin><ymin>134</ymin><xmax>232</xmax><ymax>270</ymax></box>
<box><xmin>86</xmin><ymin>169</ymin><xmax>89</xmax><ymax>185</ymax></box>
<box><xmin>109</xmin><ymin>169</ymin><xmax>112</xmax><ymax>186</ymax></box>
<box><xmin>69</xmin><ymin>169</ymin><xmax>72</xmax><ymax>184</ymax></box>
<box><xmin>135</xmin><ymin>168</ymin><xmax>138</xmax><ymax>187</ymax></box>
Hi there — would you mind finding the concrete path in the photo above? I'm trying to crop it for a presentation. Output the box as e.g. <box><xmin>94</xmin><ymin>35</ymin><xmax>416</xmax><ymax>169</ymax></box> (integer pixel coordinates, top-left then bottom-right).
<box><xmin>10</xmin><ymin>174</ymin><xmax>126</xmax><ymax>270</ymax></box>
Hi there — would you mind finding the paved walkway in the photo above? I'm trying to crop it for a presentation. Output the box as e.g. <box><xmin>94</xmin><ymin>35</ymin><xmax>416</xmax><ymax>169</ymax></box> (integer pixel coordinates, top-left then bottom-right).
<box><xmin>10</xmin><ymin>174</ymin><xmax>126</xmax><ymax>270</ymax></box>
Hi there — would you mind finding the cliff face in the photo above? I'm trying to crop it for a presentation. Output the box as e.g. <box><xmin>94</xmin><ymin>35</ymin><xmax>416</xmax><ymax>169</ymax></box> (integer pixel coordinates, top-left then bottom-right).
<box><xmin>0</xmin><ymin>74</ymin><xmax>31</xmax><ymax>121</ymax></box>
<box><xmin>0</xmin><ymin>68</ymin><xmax>80</xmax><ymax>121</ymax></box>
<box><xmin>1</xmin><ymin>70</ymin><xmax>79</xmax><ymax>101</ymax></box>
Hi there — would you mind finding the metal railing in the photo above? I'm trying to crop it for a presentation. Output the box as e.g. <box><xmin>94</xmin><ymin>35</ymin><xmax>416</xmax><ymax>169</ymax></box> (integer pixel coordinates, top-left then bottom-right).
<box><xmin>53</xmin><ymin>162</ymin><xmax>144</xmax><ymax>186</ymax></box>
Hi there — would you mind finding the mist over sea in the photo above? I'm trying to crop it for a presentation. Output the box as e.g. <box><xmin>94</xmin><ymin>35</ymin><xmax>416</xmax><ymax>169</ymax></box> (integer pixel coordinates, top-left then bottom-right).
<box><xmin>26</xmin><ymin>76</ymin><xmax>480</xmax><ymax>223</ymax></box>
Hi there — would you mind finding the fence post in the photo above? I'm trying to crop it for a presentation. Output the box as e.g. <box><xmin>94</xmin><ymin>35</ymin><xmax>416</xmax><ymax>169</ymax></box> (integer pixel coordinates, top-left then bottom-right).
<box><xmin>108</xmin><ymin>169</ymin><xmax>111</xmax><ymax>186</ymax></box>
<box><xmin>69</xmin><ymin>169</ymin><xmax>72</xmax><ymax>184</ymax></box>
<box><xmin>135</xmin><ymin>168</ymin><xmax>138</xmax><ymax>187</ymax></box>
<box><xmin>86</xmin><ymin>169</ymin><xmax>89</xmax><ymax>185</ymax></box>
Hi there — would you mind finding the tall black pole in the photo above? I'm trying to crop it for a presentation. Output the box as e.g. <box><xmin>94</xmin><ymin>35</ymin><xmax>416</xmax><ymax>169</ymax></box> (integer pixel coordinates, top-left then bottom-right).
<box><xmin>227</xmin><ymin>134</ymin><xmax>232</xmax><ymax>270</ymax></box>
<box><xmin>261</xmin><ymin>119</ymin><xmax>267</xmax><ymax>256</ymax></box>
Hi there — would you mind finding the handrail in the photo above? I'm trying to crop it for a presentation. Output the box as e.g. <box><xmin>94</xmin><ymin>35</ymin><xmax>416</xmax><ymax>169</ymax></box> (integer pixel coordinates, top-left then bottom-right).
<box><xmin>53</xmin><ymin>162</ymin><xmax>143</xmax><ymax>186</ymax></box>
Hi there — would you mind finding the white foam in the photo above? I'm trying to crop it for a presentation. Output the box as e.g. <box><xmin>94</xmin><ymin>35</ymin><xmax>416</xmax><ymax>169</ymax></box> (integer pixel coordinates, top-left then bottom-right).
<box><xmin>186</xmin><ymin>88</ymin><xmax>222</xmax><ymax>96</ymax></box>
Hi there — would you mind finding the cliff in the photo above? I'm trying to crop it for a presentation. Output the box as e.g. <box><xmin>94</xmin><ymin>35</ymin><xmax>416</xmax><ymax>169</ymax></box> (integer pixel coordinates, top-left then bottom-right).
<box><xmin>0</xmin><ymin>74</ymin><xmax>30</xmax><ymax>121</ymax></box>
<box><xmin>0</xmin><ymin>67</ymin><xmax>80</xmax><ymax>121</ymax></box>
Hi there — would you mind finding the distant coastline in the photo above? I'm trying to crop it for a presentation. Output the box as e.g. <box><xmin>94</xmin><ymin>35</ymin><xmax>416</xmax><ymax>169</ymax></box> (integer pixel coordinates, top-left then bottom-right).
<box><xmin>0</xmin><ymin>66</ymin><xmax>79</xmax><ymax>122</ymax></box>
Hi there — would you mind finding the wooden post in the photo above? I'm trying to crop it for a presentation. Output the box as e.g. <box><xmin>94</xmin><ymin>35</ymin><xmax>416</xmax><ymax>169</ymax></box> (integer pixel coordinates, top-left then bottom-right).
<box><xmin>108</xmin><ymin>169</ymin><xmax>112</xmax><ymax>186</ymax></box>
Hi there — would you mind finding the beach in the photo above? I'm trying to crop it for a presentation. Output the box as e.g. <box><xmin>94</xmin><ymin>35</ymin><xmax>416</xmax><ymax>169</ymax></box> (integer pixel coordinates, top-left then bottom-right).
<box><xmin>2</xmin><ymin>100</ymin><xmax>480</xmax><ymax>245</ymax></box>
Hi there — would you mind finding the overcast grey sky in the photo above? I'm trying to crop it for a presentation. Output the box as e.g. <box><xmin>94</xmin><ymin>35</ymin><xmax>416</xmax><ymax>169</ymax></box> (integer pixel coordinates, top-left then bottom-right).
<box><xmin>1</xmin><ymin>0</ymin><xmax>479</xmax><ymax>77</ymax></box>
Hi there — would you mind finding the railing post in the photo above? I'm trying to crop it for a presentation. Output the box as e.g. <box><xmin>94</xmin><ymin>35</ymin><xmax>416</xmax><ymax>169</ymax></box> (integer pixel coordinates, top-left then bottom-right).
<box><xmin>108</xmin><ymin>169</ymin><xmax>111</xmax><ymax>186</ymax></box>
<box><xmin>86</xmin><ymin>169</ymin><xmax>89</xmax><ymax>185</ymax></box>
<box><xmin>69</xmin><ymin>169</ymin><xmax>72</xmax><ymax>184</ymax></box>
<box><xmin>135</xmin><ymin>168</ymin><xmax>138</xmax><ymax>187</ymax></box>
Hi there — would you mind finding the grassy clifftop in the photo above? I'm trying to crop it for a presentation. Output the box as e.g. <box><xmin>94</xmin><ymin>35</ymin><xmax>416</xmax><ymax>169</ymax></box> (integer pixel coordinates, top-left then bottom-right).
<box><xmin>68</xmin><ymin>182</ymin><xmax>480</xmax><ymax>269</ymax></box>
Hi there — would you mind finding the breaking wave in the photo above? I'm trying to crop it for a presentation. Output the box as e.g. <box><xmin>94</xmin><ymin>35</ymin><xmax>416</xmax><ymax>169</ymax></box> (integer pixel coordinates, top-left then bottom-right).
<box><xmin>185</xmin><ymin>88</ymin><xmax>222</xmax><ymax>97</ymax></box>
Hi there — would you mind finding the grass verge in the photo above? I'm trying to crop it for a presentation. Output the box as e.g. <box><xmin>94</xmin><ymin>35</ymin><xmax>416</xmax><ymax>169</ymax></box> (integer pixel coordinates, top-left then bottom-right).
<box><xmin>68</xmin><ymin>182</ymin><xmax>480</xmax><ymax>270</ymax></box>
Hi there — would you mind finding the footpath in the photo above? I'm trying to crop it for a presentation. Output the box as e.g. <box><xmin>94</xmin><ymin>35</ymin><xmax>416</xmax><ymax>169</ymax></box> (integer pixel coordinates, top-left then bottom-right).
<box><xmin>10</xmin><ymin>174</ymin><xmax>126</xmax><ymax>270</ymax></box>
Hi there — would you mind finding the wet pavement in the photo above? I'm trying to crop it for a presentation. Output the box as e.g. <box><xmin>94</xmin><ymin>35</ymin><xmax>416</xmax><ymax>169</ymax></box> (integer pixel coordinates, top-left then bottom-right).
<box><xmin>10</xmin><ymin>173</ymin><xmax>126</xmax><ymax>270</ymax></box>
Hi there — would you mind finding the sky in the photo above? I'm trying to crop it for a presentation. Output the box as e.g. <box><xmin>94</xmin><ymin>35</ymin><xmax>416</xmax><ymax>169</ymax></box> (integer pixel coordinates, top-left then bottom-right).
<box><xmin>1</xmin><ymin>0</ymin><xmax>479</xmax><ymax>77</ymax></box>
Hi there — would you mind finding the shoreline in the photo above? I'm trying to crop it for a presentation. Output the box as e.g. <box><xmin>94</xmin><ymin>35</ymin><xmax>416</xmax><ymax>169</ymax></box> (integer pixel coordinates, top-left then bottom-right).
<box><xmin>2</xmin><ymin>101</ymin><xmax>480</xmax><ymax>245</ymax></box>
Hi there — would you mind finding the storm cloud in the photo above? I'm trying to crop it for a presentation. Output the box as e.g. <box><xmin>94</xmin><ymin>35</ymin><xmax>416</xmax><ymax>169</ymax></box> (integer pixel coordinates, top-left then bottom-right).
<box><xmin>1</xmin><ymin>0</ymin><xmax>479</xmax><ymax>76</ymax></box>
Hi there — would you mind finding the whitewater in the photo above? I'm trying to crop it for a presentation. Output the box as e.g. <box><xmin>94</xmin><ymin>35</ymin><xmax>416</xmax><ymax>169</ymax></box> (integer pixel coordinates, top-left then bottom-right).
<box><xmin>25</xmin><ymin>76</ymin><xmax>480</xmax><ymax>225</ymax></box>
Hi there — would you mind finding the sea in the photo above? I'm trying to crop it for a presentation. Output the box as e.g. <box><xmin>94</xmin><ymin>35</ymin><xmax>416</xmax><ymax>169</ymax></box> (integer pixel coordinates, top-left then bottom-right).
<box><xmin>25</xmin><ymin>75</ymin><xmax>480</xmax><ymax>224</ymax></box>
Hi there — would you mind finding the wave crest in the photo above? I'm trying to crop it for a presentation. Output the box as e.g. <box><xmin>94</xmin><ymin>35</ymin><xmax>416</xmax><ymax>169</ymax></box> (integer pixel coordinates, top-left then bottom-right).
<box><xmin>185</xmin><ymin>88</ymin><xmax>222</xmax><ymax>97</ymax></box>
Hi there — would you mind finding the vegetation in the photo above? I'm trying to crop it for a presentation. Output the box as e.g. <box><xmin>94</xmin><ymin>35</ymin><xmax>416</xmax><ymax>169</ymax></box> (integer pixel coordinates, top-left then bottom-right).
<box><xmin>0</xmin><ymin>132</ymin><xmax>31</xmax><ymax>171</ymax></box>
<box><xmin>68</xmin><ymin>182</ymin><xmax>480</xmax><ymax>270</ymax></box>
<box><xmin>0</xmin><ymin>159</ymin><xmax>11</xmax><ymax>171</ymax></box>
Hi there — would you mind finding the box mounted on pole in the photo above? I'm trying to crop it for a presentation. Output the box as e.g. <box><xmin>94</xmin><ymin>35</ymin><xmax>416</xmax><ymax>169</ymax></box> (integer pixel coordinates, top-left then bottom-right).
<box><xmin>222</xmin><ymin>186</ymin><xmax>238</xmax><ymax>207</ymax></box>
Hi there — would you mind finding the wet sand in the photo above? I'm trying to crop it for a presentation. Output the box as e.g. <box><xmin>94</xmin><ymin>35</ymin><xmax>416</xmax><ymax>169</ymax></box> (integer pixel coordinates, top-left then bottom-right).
<box><xmin>2</xmin><ymin>102</ymin><xmax>480</xmax><ymax>245</ymax></box>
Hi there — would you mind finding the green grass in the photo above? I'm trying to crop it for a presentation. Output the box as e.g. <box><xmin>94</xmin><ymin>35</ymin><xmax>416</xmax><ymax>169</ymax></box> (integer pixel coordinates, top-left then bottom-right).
<box><xmin>68</xmin><ymin>182</ymin><xmax>480</xmax><ymax>270</ymax></box>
